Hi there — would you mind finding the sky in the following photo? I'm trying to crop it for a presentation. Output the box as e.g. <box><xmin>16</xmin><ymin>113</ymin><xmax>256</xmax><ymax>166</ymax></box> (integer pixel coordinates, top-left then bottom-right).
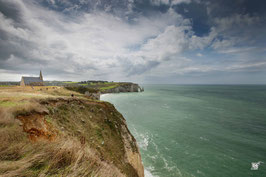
<box><xmin>0</xmin><ymin>0</ymin><xmax>266</xmax><ymax>84</ymax></box>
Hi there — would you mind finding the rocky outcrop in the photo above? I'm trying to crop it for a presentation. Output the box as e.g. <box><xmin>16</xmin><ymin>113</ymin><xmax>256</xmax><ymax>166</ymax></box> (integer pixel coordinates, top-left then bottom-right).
<box><xmin>101</xmin><ymin>83</ymin><xmax>142</xmax><ymax>94</ymax></box>
<box><xmin>84</xmin><ymin>91</ymin><xmax>100</xmax><ymax>100</ymax></box>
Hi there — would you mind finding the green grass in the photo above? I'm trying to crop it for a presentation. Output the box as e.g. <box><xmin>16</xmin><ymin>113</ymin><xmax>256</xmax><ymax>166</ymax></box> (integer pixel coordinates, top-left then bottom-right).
<box><xmin>89</xmin><ymin>82</ymin><xmax>117</xmax><ymax>86</ymax></box>
<box><xmin>87</xmin><ymin>82</ymin><xmax>121</xmax><ymax>91</ymax></box>
<box><xmin>100</xmin><ymin>82</ymin><xmax>115</xmax><ymax>85</ymax></box>
<box><xmin>78</xmin><ymin>84</ymin><xmax>88</xmax><ymax>86</ymax></box>
<box><xmin>99</xmin><ymin>84</ymin><xmax>119</xmax><ymax>91</ymax></box>
<box><xmin>0</xmin><ymin>85</ymin><xmax>16</xmax><ymax>87</ymax></box>
<box><xmin>45</xmin><ymin>116</ymin><xmax>53</xmax><ymax>124</ymax></box>
<box><xmin>62</xmin><ymin>82</ymin><xmax>78</xmax><ymax>84</ymax></box>
<box><xmin>65</xmin><ymin>86</ymin><xmax>99</xmax><ymax>94</ymax></box>
<box><xmin>0</xmin><ymin>100</ymin><xmax>25</xmax><ymax>107</ymax></box>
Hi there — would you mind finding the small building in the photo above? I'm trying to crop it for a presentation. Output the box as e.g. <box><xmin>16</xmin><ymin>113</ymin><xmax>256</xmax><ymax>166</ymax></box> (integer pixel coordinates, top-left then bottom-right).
<box><xmin>20</xmin><ymin>71</ymin><xmax>44</xmax><ymax>86</ymax></box>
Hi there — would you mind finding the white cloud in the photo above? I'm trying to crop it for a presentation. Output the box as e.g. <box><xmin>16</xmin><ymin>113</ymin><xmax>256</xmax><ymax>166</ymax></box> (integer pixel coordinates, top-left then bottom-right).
<box><xmin>150</xmin><ymin>0</ymin><xmax>170</xmax><ymax>6</ymax></box>
<box><xmin>226</xmin><ymin>62</ymin><xmax>266</xmax><ymax>71</ymax></box>
<box><xmin>150</xmin><ymin>0</ymin><xmax>191</xmax><ymax>6</ymax></box>
<box><xmin>210</xmin><ymin>14</ymin><xmax>263</xmax><ymax>51</ymax></box>
<box><xmin>196</xmin><ymin>53</ymin><xmax>203</xmax><ymax>57</ymax></box>
<box><xmin>171</xmin><ymin>0</ymin><xmax>191</xmax><ymax>5</ymax></box>
<box><xmin>0</xmin><ymin>0</ymin><xmax>265</xmax><ymax>83</ymax></box>
<box><xmin>214</xmin><ymin>14</ymin><xmax>260</xmax><ymax>30</ymax></box>
<box><xmin>217</xmin><ymin>47</ymin><xmax>256</xmax><ymax>54</ymax></box>
<box><xmin>0</xmin><ymin>69</ymin><xmax>22</xmax><ymax>81</ymax></box>
<box><xmin>0</xmin><ymin>1</ymin><xmax>198</xmax><ymax>81</ymax></box>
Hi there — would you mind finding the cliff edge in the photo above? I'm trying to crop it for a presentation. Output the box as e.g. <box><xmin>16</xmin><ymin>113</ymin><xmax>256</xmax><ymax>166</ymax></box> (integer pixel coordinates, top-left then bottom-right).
<box><xmin>0</xmin><ymin>86</ymin><xmax>144</xmax><ymax>176</ymax></box>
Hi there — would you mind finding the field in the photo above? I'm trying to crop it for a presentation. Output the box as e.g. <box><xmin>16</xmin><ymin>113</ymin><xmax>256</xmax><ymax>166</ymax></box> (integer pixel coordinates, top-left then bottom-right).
<box><xmin>0</xmin><ymin>86</ymin><xmax>83</xmax><ymax>108</ymax></box>
<box><xmin>87</xmin><ymin>82</ymin><xmax>125</xmax><ymax>91</ymax></box>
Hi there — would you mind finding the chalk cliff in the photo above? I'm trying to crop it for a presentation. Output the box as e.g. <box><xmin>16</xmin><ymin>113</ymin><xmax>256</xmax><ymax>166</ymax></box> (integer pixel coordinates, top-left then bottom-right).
<box><xmin>101</xmin><ymin>83</ymin><xmax>142</xmax><ymax>94</ymax></box>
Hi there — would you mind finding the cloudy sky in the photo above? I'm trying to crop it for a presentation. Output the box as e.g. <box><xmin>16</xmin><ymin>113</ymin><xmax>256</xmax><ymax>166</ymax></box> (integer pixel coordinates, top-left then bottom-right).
<box><xmin>0</xmin><ymin>0</ymin><xmax>266</xmax><ymax>84</ymax></box>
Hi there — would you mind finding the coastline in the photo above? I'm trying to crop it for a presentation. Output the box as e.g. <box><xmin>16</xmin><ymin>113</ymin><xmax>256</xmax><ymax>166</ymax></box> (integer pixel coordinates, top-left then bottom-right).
<box><xmin>101</xmin><ymin>85</ymin><xmax>266</xmax><ymax>177</ymax></box>
<box><xmin>101</xmin><ymin>91</ymin><xmax>157</xmax><ymax>177</ymax></box>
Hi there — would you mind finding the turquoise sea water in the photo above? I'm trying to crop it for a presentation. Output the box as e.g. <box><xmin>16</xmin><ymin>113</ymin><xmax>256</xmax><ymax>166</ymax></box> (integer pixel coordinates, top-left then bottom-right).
<box><xmin>101</xmin><ymin>85</ymin><xmax>266</xmax><ymax>177</ymax></box>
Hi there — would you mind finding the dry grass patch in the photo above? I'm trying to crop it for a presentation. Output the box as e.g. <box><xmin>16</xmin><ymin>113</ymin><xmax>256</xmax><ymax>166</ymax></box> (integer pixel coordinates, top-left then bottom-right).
<box><xmin>0</xmin><ymin>88</ymin><xmax>143</xmax><ymax>177</ymax></box>
<box><xmin>0</xmin><ymin>98</ymin><xmax>126</xmax><ymax>176</ymax></box>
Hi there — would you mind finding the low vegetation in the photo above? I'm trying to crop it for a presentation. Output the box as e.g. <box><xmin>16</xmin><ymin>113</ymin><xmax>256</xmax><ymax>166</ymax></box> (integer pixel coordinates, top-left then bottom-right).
<box><xmin>0</xmin><ymin>85</ymin><xmax>16</xmax><ymax>87</ymax></box>
<box><xmin>0</xmin><ymin>86</ymin><xmax>143</xmax><ymax>176</ymax></box>
<box><xmin>65</xmin><ymin>86</ymin><xmax>99</xmax><ymax>94</ymax></box>
<box><xmin>62</xmin><ymin>81</ymin><xmax>78</xmax><ymax>84</ymax></box>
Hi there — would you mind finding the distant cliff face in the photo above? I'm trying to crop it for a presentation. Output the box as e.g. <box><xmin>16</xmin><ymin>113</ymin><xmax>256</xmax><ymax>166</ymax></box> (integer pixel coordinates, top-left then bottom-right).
<box><xmin>0</xmin><ymin>96</ymin><xmax>144</xmax><ymax>177</ymax></box>
<box><xmin>64</xmin><ymin>82</ymin><xmax>143</xmax><ymax>100</ymax></box>
<box><xmin>101</xmin><ymin>83</ymin><xmax>141</xmax><ymax>94</ymax></box>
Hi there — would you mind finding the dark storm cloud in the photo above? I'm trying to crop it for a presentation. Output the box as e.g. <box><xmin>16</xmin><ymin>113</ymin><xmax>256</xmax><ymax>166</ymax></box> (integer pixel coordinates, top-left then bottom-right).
<box><xmin>0</xmin><ymin>0</ymin><xmax>22</xmax><ymax>24</ymax></box>
<box><xmin>0</xmin><ymin>0</ymin><xmax>40</xmax><ymax>70</ymax></box>
<box><xmin>0</xmin><ymin>31</ymin><xmax>35</xmax><ymax>56</ymax></box>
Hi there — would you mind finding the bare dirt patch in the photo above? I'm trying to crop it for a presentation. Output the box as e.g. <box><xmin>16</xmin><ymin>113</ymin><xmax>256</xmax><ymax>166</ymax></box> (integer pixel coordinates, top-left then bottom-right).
<box><xmin>16</xmin><ymin>112</ymin><xmax>57</xmax><ymax>142</ymax></box>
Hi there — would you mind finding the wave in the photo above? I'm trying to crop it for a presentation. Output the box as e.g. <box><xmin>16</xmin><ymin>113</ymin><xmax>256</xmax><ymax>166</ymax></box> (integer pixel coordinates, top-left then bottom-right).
<box><xmin>144</xmin><ymin>167</ymin><xmax>158</xmax><ymax>177</ymax></box>
<box><xmin>133</xmin><ymin>128</ymin><xmax>184</xmax><ymax>177</ymax></box>
<box><xmin>100</xmin><ymin>93</ymin><xmax>111</xmax><ymax>100</ymax></box>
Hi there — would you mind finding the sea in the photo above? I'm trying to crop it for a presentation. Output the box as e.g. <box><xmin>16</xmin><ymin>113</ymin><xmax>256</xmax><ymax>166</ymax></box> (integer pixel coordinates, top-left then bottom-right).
<box><xmin>101</xmin><ymin>85</ymin><xmax>266</xmax><ymax>177</ymax></box>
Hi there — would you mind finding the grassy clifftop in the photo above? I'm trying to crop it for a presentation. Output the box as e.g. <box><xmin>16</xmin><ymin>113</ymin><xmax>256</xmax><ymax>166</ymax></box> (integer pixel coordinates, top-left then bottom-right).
<box><xmin>0</xmin><ymin>86</ymin><xmax>144</xmax><ymax>177</ymax></box>
<box><xmin>61</xmin><ymin>81</ymin><xmax>142</xmax><ymax>94</ymax></box>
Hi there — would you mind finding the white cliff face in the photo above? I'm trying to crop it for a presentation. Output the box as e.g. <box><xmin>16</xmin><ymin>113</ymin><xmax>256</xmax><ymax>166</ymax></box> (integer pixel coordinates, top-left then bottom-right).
<box><xmin>121</xmin><ymin>124</ymin><xmax>145</xmax><ymax>177</ymax></box>
<box><xmin>101</xmin><ymin>83</ymin><xmax>141</xmax><ymax>94</ymax></box>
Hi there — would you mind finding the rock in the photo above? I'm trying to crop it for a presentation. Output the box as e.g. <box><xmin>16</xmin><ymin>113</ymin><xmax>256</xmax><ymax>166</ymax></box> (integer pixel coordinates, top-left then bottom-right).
<box><xmin>85</xmin><ymin>91</ymin><xmax>100</xmax><ymax>100</ymax></box>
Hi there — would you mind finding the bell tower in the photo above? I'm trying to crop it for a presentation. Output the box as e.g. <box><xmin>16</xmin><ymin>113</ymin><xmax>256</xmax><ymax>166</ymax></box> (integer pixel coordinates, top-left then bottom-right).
<box><xmin>40</xmin><ymin>70</ymin><xmax>43</xmax><ymax>81</ymax></box>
